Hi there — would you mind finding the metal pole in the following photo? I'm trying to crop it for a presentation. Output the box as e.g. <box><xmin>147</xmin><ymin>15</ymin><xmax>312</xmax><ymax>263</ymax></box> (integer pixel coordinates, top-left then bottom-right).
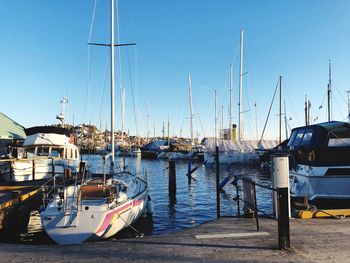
<box><xmin>277</xmin><ymin>187</ymin><xmax>290</xmax><ymax>249</ymax></box>
<box><xmin>110</xmin><ymin>0</ymin><xmax>115</xmax><ymax>171</ymax></box>
<box><xmin>239</xmin><ymin>29</ymin><xmax>244</xmax><ymax>140</ymax></box>
<box><xmin>279</xmin><ymin>76</ymin><xmax>282</xmax><ymax>144</ymax></box>
<box><xmin>188</xmin><ymin>74</ymin><xmax>194</xmax><ymax>141</ymax></box>
<box><xmin>229</xmin><ymin>64</ymin><xmax>232</xmax><ymax>135</ymax></box>
<box><xmin>253</xmin><ymin>181</ymin><xmax>259</xmax><ymax>231</ymax></box>
<box><xmin>327</xmin><ymin>60</ymin><xmax>332</xmax><ymax>122</ymax></box>
<box><xmin>214</xmin><ymin>90</ymin><xmax>217</xmax><ymax>145</ymax></box>
<box><xmin>215</xmin><ymin>146</ymin><xmax>220</xmax><ymax>218</ymax></box>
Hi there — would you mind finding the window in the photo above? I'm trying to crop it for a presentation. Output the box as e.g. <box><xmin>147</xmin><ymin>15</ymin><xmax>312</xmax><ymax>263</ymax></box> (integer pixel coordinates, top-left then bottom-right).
<box><xmin>300</xmin><ymin>129</ymin><xmax>313</xmax><ymax>146</ymax></box>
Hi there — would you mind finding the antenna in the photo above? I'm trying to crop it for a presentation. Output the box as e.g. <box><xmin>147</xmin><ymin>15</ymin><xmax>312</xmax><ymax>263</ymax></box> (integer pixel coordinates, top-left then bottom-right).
<box><xmin>56</xmin><ymin>96</ymin><xmax>68</xmax><ymax>127</ymax></box>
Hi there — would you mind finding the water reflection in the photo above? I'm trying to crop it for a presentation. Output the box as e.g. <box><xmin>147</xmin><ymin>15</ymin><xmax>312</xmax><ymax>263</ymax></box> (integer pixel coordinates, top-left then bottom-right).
<box><xmin>3</xmin><ymin>155</ymin><xmax>273</xmax><ymax>244</ymax></box>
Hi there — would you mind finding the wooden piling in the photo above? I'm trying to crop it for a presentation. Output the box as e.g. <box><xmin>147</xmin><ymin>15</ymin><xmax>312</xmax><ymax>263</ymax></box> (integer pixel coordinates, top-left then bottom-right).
<box><xmin>215</xmin><ymin>146</ymin><xmax>220</xmax><ymax>218</ymax></box>
<box><xmin>168</xmin><ymin>160</ymin><xmax>176</xmax><ymax>202</ymax></box>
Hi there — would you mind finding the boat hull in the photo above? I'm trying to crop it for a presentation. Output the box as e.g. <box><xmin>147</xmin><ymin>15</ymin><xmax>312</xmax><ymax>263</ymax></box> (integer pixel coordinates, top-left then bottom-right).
<box><xmin>41</xmin><ymin>184</ymin><xmax>148</xmax><ymax>244</ymax></box>
<box><xmin>290</xmin><ymin>165</ymin><xmax>350</xmax><ymax>207</ymax></box>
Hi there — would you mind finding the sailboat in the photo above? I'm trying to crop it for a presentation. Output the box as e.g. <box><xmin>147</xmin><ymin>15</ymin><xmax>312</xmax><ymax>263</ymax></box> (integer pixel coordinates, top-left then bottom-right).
<box><xmin>40</xmin><ymin>0</ymin><xmax>149</xmax><ymax>244</ymax></box>
<box><xmin>203</xmin><ymin>30</ymin><xmax>278</xmax><ymax>165</ymax></box>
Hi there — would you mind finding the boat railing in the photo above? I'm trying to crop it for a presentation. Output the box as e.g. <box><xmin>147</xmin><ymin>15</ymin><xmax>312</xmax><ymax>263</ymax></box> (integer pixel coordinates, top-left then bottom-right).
<box><xmin>0</xmin><ymin>156</ymin><xmax>79</xmax><ymax>181</ymax></box>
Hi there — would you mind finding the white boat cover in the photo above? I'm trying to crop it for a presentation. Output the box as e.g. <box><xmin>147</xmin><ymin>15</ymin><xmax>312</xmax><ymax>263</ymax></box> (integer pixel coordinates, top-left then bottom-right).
<box><xmin>203</xmin><ymin>138</ymin><xmax>279</xmax><ymax>152</ymax></box>
<box><xmin>23</xmin><ymin>133</ymin><xmax>71</xmax><ymax>146</ymax></box>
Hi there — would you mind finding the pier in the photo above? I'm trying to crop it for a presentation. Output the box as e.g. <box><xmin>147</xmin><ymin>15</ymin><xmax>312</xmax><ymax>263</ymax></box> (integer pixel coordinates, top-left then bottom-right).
<box><xmin>0</xmin><ymin>216</ymin><xmax>348</xmax><ymax>262</ymax></box>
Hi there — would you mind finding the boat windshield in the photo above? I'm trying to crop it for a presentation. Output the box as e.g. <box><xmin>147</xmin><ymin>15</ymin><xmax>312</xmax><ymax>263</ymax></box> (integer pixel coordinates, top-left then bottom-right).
<box><xmin>287</xmin><ymin>128</ymin><xmax>313</xmax><ymax>147</ymax></box>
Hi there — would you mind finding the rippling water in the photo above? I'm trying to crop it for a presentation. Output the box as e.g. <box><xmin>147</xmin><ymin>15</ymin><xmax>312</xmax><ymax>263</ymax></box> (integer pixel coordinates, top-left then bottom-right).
<box><xmin>17</xmin><ymin>154</ymin><xmax>273</xmax><ymax>244</ymax></box>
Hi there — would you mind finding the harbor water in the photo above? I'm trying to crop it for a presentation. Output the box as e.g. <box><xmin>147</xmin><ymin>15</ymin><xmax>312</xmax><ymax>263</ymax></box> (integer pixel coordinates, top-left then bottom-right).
<box><xmin>17</xmin><ymin>155</ymin><xmax>273</xmax><ymax>244</ymax></box>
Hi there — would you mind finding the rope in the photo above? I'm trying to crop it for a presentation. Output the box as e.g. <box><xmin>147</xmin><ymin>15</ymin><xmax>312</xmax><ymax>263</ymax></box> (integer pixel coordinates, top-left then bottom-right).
<box><xmin>83</xmin><ymin>0</ymin><xmax>98</xmax><ymax>123</ymax></box>
<box><xmin>115</xmin><ymin>210</ymin><xmax>144</xmax><ymax>237</ymax></box>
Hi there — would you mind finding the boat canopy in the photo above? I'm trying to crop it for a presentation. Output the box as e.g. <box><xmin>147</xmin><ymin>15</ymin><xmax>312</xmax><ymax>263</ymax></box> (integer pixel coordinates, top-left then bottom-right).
<box><xmin>203</xmin><ymin>138</ymin><xmax>279</xmax><ymax>152</ymax></box>
<box><xmin>287</xmin><ymin>121</ymin><xmax>350</xmax><ymax>166</ymax></box>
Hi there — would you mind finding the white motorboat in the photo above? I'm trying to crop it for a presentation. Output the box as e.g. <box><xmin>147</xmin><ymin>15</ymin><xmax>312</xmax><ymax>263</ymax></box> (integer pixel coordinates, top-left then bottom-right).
<box><xmin>289</xmin><ymin>121</ymin><xmax>350</xmax><ymax>206</ymax></box>
<box><xmin>4</xmin><ymin>126</ymin><xmax>80</xmax><ymax>182</ymax></box>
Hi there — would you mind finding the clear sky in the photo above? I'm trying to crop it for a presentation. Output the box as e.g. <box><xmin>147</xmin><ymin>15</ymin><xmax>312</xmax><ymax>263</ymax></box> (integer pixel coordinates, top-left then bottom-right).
<box><xmin>1</xmin><ymin>0</ymin><xmax>350</xmax><ymax>140</ymax></box>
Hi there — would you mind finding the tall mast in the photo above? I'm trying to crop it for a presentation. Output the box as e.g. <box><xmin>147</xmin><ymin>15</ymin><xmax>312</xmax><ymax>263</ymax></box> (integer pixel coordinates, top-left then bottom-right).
<box><xmin>279</xmin><ymin>76</ymin><xmax>282</xmax><ymax>144</ymax></box>
<box><xmin>238</xmin><ymin>29</ymin><xmax>244</xmax><ymax>140</ymax></box>
<box><xmin>146</xmin><ymin>101</ymin><xmax>150</xmax><ymax>141</ymax></box>
<box><xmin>188</xmin><ymin>74</ymin><xmax>194</xmax><ymax>141</ymax></box>
<box><xmin>254</xmin><ymin>102</ymin><xmax>258</xmax><ymax>140</ymax></box>
<box><xmin>167</xmin><ymin>116</ymin><xmax>170</xmax><ymax>147</ymax></box>
<box><xmin>284</xmin><ymin>100</ymin><xmax>288</xmax><ymax>139</ymax></box>
<box><xmin>346</xmin><ymin>90</ymin><xmax>350</xmax><ymax>123</ymax></box>
<box><xmin>229</xmin><ymin>64</ymin><xmax>233</xmax><ymax>134</ymax></box>
<box><xmin>327</xmin><ymin>60</ymin><xmax>332</xmax><ymax>122</ymax></box>
<box><xmin>214</xmin><ymin>90</ymin><xmax>217</xmax><ymax>145</ymax></box>
<box><xmin>110</xmin><ymin>0</ymin><xmax>115</xmax><ymax>168</ymax></box>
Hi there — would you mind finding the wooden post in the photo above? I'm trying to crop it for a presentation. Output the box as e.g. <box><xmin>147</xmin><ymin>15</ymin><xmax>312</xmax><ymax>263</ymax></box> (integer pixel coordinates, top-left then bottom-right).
<box><xmin>215</xmin><ymin>146</ymin><xmax>220</xmax><ymax>218</ymax></box>
<box><xmin>277</xmin><ymin>187</ymin><xmax>290</xmax><ymax>249</ymax></box>
<box><xmin>32</xmin><ymin>160</ymin><xmax>35</xmax><ymax>181</ymax></box>
<box><xmin>168</xmin><ymin>160</ymin><xmax>176</xmax><ymax>202</ymax></box>
<box><xmin>253</xmin><ymin>181</ymin><xmax>259</xmax><ymax>231</ymax></box>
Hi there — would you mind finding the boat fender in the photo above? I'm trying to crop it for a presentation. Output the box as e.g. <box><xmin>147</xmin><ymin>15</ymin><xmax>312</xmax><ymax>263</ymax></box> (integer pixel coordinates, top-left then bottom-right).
<box><xmin>146</xmin><ymin>196</ymin><xmax>154</xmax><ymax>214</ymax></box>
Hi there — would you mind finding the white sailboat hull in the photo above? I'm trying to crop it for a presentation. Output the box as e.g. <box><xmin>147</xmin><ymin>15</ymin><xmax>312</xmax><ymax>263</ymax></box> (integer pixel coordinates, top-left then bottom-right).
<box><xmin>41</xmin><ymin>178</ymin><xmax>148</xmax><ymax>244</ymax></box>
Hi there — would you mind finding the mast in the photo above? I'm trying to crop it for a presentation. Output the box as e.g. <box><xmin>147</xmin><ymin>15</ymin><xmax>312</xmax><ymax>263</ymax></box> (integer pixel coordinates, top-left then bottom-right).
<box><xmin>346</xmin><ymin>90</ymin><xmax>350</xmax><ymax>123</ymax></box>
<box><xmin>327</xmin><ymin>60</ymin><xmax>332</xmax><ymax>122</ymax></box>
<box><xmin>279</xmin><ymin>76</ymin><xmax>282</xmax><ymax>144</ymax></box>
<box><xmin>304</xmin><ymin>95</ymin><xmax>308</xmax><ymax>125</ymax></box>
<box><xmin>214</xmin><ymin>90</ymin><xmax>217</xmax><ymax>145</ymax></box>
<box><xmin>229</xmin><ymin>64</ymin><xmax>233</xmax><ymax>136</ymax></box>
<box><xmin>238</xmin><ymin>29</ymin><xmax>244</xmax><ymax>140</ymax></box>
<box><xmin>254</xmin><ymin>102</ymin><xmax>258</xmax><ymax>140</ymax></box>
<box><xmin>188</xmin><ymin>74</ymin><xmax>194</xmax><ymax>141</ymax></box>
<box><xmin>284</xmin><ymin>100</ymin><xmax>288</xmax><ymax>139</ymax></box>
<box><xmin>110</xmin><ymin>0</ymin><xmax>115</xmax><ymax>168</ymax></box>
<box><xmin>167</xmin><ymin>116</ymin><xmax>170</xmax><ymax>147</ymax></box>
<box><xmin>146</xmin><ymin>101</ymin><xmax>150</xmax><ymax>142</ymax></box>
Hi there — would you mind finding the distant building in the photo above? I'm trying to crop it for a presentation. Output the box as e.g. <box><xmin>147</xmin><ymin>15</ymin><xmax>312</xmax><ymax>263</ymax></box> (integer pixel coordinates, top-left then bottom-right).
<box><xmin>219</xmin><ymin>124</ymin><xmax>237</xmax><ymax>140</ymax></box>
<box><xmin>0</xmin><ymin>112</ymin><xmax>26</xmax><ymax>156</ymax></box>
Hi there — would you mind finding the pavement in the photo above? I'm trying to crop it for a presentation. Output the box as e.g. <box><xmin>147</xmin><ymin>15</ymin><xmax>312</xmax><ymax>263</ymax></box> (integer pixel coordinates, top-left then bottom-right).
<box><xmin>0</xmin><ymin>216</ymin><xmax>350</xmax><ymax>262</ymax></box>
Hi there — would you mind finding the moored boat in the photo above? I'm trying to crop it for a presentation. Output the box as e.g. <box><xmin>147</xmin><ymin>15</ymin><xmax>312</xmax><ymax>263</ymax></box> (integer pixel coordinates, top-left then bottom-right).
<box><xmin>40</xmin><ymin>0</ymin><xmax>150</xmax><ymax>244</ymax></box>
<box><xmin>2</xmin><ymin>126</ymin><xmax>80</xmax><ymax>183</ymax></box>
<box><xmin>288</xmin><ymin>121</ymin><xmax>350</xmax><ymax>207</ymax></box>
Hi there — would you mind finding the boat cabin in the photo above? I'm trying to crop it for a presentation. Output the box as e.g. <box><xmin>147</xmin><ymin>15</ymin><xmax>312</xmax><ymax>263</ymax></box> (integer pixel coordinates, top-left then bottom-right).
<box><xmin>288</xmin><ymin>121</ymin><xmax>350</xmax><ymax>166</ymax></box>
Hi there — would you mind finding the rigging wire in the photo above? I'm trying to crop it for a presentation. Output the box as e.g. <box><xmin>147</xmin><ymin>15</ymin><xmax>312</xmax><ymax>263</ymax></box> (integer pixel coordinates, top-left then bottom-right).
<box><xmin>127</xmin><ymin>48</ymin><xmax>138</xmax><ymax>137</ymax></box>
<box><xmin>116</xmin><ymin>0</ymin><xmax>124</xmax><ymax>134</ymax></box>
<box><xmin>83</xmin><ymin>0</ymin><xmax>98</xmax><ymax>124</ymax></box>
<box><xmin>283</xmin><ymin>83</ymin><xmax>299</xmax><ymax>124</ymax></box>
<box><xmin>98</xmin><ymin>53</ymin><xmax>110</xmax><ymax>121</ymax></box>
<box><xmin>193</xmin><ymin>100</ymin><xmax>206</xmax><ymax>138</ymax></box>
<box><xmin>314</xmin><ymin>89</ymin><xmax>327</xmax><ymax>122</ymax></box>
<box><xmin>259</xmin><ymin>78</ymin><xmax>279</xmax><ymax>142</ymax></box>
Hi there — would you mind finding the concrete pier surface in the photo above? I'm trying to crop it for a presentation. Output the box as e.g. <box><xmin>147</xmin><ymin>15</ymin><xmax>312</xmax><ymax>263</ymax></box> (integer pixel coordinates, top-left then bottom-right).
<box><xmin>0</xmin><ymin>217</ymin><xmax>349</xmax><ymax>262</ymax></box>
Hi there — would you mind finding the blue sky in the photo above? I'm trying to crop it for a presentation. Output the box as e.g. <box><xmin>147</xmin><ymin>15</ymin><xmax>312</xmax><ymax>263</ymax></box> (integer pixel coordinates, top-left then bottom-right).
<box><xmin>1</xmin><ymin>0</ymin><xmax>350</xmax><ymax>139</ymax></box>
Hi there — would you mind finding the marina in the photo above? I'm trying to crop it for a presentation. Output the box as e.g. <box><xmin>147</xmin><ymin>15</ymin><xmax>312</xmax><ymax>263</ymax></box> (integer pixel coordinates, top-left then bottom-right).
<box><xmin>1</xmin><ymin>0</ymin><xmax>350</xmax><ymax>261</ymax></box>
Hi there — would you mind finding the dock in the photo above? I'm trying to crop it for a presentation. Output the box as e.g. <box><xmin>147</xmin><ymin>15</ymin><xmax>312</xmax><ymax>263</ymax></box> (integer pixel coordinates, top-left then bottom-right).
<box><xmin>0</xmin><ymin>216</ymin><xmax>349</xmax><ymax>262</ymax></box>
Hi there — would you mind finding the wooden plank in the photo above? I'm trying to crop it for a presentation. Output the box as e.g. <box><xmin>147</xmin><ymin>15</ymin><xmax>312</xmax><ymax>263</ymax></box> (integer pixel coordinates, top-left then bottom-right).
<box><xmin>195</xmin><ymin>231</ymin><xmax>270</xmax><ymax>240</ymax></box>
